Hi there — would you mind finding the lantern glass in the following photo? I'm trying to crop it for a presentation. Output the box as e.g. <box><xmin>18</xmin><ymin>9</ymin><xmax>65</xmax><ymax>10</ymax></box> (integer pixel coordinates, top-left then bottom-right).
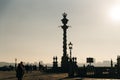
<box><xmin>68</xmin><ymin>42</ymin><xmax>73</xmax><ymax>49</ymax></box>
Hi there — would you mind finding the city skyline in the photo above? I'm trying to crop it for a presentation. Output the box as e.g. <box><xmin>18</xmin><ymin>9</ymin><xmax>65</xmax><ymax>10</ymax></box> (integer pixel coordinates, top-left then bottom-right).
<box><xmin>1</xmin><ymin>0</ymin><xmax>120</xmax><ymax>63</ymax></box>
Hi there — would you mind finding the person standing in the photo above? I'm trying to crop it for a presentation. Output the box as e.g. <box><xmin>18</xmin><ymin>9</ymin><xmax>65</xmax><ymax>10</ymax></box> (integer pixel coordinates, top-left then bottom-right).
<box><xmin>16</xmin><ymin>62</ymin><xmax>25</xmax><ymax>80</ymax></box>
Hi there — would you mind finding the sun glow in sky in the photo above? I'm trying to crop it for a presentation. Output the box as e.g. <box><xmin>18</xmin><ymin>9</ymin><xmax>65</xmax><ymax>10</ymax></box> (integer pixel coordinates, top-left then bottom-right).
<box><xmin>110</xmin><ymin>5</ymin><xmax>120</xmax><ymax>22</ymax></box>
<box><xmin>1</xmin><ymin>0</ymin><xmax>120</xmax><ymax>64</ymax></box>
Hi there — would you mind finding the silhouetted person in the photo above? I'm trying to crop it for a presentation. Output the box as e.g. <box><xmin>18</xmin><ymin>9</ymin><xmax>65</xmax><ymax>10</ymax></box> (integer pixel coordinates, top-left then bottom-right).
<box><xmin>16</xmin><ymin>62</ymin><xmax>25</xmax><ymax>80</ymax></box>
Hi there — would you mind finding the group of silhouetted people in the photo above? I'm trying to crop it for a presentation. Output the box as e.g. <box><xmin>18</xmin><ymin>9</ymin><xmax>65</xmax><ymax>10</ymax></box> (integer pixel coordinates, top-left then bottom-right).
<box><xmin>16</xmin><ymin>62</ymin><xmax>25</xmax><ymax>80</ymax></box>
<box><xmin>15</xmin><ymin>61</ymin><xmax>44</xmax><ymax>80</ymax></box>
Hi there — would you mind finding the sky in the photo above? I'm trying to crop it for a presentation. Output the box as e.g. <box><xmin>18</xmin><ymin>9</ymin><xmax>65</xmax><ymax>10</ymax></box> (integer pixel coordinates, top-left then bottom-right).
<box><xmin>1</xmin><ymin>0</ymin><xmax>120</xmax><ymax>64</ymax></box>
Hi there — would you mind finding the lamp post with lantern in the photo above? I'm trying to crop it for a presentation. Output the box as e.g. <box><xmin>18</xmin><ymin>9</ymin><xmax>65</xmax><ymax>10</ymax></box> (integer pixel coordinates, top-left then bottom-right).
<box><xmin>68</xmin><ymin>42</ymin><xmax>74</xmax><ymax>77</ymax></box>
<box><xmin>68</xmin><ymin>42</ymin><xmax>73</xmax><ymax>60</ymax></box>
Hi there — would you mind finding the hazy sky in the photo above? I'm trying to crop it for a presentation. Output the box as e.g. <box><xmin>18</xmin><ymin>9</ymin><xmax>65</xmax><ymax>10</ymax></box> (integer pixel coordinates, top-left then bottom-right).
<box><xmin>1</xmin><ymin>0</ymin><xmax>120</xmax><ymax>64</ymax></box>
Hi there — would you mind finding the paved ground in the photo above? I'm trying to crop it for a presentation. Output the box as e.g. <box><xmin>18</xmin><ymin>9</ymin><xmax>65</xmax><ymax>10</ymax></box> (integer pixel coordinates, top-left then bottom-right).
<box><xmin>1</xmin><ymin>71</ymin><xmax>118</xmax><ymax>80</ymax></box>
<box><xmin>0</xmin><ymin>71</ymin><xmax>82</xmax><ymax>80</ymax></box>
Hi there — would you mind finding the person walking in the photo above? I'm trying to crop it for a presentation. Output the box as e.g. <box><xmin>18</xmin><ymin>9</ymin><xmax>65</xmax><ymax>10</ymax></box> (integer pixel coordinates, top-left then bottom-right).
<box><xmin>16</xmin><ymin>62</ymin><xmax>25</xmax><ymax>80</ymax></box>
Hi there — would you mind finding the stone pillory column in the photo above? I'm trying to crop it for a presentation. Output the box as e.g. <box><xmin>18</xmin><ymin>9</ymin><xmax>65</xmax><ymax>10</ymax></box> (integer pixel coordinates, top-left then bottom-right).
<box><xmin>60</xmin><ymin>13</ymin><xmax>69</xmax><ymax>72</ymax></box>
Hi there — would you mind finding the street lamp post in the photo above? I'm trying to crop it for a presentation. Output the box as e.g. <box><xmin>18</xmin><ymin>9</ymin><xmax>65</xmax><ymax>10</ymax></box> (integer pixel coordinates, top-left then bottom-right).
<box><xmin>68</xmin><ymin>42</ymin><xmax>73</xmax><ymax>59</ymax></box>
<box><xmin>68</xmin><ymin>42</ymin><xmax>74</xmax><ymax>77</ymax></box>
<box><xmin>15</xmin><ymin>58</ymin><xmax>17</xmax><ymax>70</ymax></box>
